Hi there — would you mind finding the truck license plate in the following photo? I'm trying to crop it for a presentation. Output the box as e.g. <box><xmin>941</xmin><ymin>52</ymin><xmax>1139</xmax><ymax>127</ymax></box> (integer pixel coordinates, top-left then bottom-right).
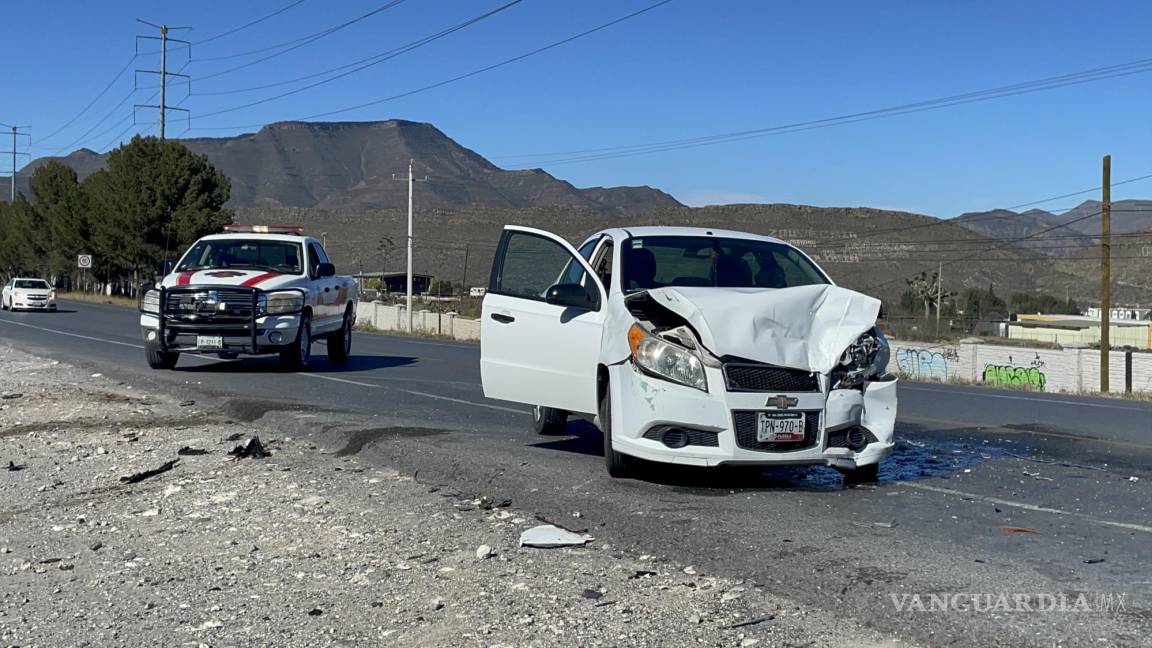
<box><xmin>196</xmin><ymin>335</ymin><xmax>224</xmax><ymax>350</ymax></box>
<box><xmin>756</xmin><ymin>412</ymin><xmax>805</xmax><ymax>442</ymax></box>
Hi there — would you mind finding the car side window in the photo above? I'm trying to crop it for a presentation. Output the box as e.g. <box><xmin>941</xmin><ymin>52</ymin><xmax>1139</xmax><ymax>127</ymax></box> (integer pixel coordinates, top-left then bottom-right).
<box><xmin>495</xmin><ymin>231</ymin><xmax>592</xmax><ymax>301</ymax></box>
<box><xmin>593</xmin><ymin>241</ymin><xmax>614</xmax><ymax>289</ymax></box>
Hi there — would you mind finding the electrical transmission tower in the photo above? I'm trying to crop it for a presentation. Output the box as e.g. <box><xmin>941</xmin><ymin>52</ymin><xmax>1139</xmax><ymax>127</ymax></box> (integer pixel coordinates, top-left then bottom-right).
<box><xmin>134</xmin><ymin>19</ymin><xmax>191</xmax><ymax>139</ymax></box>
<box><xmin>1</xmin><ymin>124</ymin><xmax>31</xmax><ymax>201</ymax></box>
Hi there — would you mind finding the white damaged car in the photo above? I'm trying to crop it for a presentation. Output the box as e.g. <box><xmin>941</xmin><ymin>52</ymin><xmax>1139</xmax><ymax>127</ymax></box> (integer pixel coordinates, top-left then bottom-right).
<box><xmin>480</xmin><ymin>226</ymin><xmax>896</xmax><ymax>481</ymax></box>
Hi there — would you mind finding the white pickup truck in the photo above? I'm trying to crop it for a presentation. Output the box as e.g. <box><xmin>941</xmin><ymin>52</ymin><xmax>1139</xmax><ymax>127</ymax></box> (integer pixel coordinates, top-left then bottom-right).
<box><xmin>139</xmin><ymin>225</ymin><xmax>358</xmax><ymax>370</ymax></box>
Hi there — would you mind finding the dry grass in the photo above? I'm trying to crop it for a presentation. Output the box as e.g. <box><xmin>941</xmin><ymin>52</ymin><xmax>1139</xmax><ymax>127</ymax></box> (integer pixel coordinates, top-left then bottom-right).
<box><xmin>58</xmin><ymin>292</ymin><xmax>138</xmax><ymax>308</ymax></box>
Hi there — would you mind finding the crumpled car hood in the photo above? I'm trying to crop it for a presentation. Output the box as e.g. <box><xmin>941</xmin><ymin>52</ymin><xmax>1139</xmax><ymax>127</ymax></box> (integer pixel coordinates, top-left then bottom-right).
<box><xmin>645</xmin><ymin>285</ymin><xmax>881</xmax><ymax>374</ymax></box>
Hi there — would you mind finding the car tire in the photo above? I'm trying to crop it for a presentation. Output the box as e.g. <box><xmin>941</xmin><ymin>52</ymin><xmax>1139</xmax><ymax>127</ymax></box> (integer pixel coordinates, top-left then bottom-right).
<box><xmin>145</xmin><ymin>346</ymin><xmax>179</xmax><ymax>370</ymax></box>
<box><xmin>532</xmin><ymin>405</ymin><xmax>568</xmax><ymax>435</ymax></box>
<box><xmin>837</xmin><ymin>463</ymin><xmax>880</xmax><ymax>485</ymax></box>
<box><xmin>599</xmin><ymin>385</ymin><xmax>631</xmax><ymax>478</ymax></box>
<box><xmin>280</xmin><ymin>313</ymin><xmax>312</xmax><ymax>371</ymax></box>
<box><xmin>327</xmin><ymin>309</ymin><xmax>352</xmax><ymax>364</ymax></box>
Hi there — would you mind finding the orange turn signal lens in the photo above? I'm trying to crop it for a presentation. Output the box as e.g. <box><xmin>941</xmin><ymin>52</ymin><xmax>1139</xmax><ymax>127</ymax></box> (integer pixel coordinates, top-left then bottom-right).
<box><xmin>628</xmin><ymin>323</ymin><xmax>648</xmax><ymax>356</ymax></box>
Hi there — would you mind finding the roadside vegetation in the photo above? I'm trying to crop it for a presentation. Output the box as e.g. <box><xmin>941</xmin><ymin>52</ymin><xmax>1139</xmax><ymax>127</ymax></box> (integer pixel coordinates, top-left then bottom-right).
<box><xmin>0</xmin><ymin>137</ymin><xmax>232</xmax><ymax>295</ymax></box>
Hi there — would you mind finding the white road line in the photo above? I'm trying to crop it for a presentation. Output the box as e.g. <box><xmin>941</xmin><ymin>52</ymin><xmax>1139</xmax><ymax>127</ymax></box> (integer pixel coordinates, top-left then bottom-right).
<box><xmin>400</xmin><ymin>389</ymin><xmax>528</xmax><ymax>415</ymax></box>
<box><xmin>906</xmin><ymin>483</ymin><xmax>1152</xmax><ymax>534</ymax></box>
<box><xmin>294</xmin><ymin>371</ymin><xmax>528</xmax><ymax>415</ymax></box>
<box><xmin>0</xmin><ymin>318</ymin><xmax>144</xmax><ymax>349</ymax></box>
<box><xmin>900</xmin><ymin>384</ymin><xmax>1151</xmax><ymax>412</ymax></box>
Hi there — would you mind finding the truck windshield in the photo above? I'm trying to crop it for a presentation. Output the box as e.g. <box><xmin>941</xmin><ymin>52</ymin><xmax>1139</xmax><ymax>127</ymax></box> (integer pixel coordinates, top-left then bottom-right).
<box><xmin>621</xmin><ymin>236</ymin><xmax>829</xmax><ymax>292</ymax></box>
<box><xmin>176</xmin><ymin>239</ymin><xmax>304</xmax><ymax>274</ymax></box>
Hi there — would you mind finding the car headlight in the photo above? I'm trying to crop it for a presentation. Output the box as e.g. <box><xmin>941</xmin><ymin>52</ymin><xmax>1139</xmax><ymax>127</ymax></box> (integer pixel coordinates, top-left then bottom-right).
<box><xmin>258</xmin><ymin>291</ymin><xmax>304</xmax><ymax>315</ymax></box>
<box><xmin>628</xmin><ymin>324</ymin><xmax>708</xmax><ymax>392</ymax></box>
<box><xmin>835</xmin><ymin>328</ymin><xmax>890</xmax><ymax>388</ymax></box>
<box><xmin>48</xmin><ymin>290</ymin><xmax>56</xmax><ymax>300</ymax></box>
<box><xmin>141</xmin><ymin>289</ymin><xmax>160</xmax><ymax>314</ymax></box>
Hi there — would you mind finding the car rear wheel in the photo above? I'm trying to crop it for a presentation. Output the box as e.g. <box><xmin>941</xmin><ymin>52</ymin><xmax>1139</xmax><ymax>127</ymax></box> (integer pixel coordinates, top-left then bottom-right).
<box><xmin>327</xmin><ymin>309</ymin><xmax>352</xmax><ymax>364</ymax></box>
<box><xmin>599</xmin><ymin>385</ymin><xmax>631</xmax><ymax>478</ymax></box>
<box><xmin>531</xmin><ymin>405</ymin><xmax>568</xmax><ymax>435</ymax></box>
<box><xmin>145</xmin><ymin>346</ymin><xmax>179</xmax><ymax>370</ymax></box>
<box><xmin>837</xmin><ymin>463</ymin><xmax>880</xmax><ymax>485</ymax></box>
<box><xmin>280</xmin><ymin>314</ymin><xmax>312</xmax><ymax>371</ymax></box>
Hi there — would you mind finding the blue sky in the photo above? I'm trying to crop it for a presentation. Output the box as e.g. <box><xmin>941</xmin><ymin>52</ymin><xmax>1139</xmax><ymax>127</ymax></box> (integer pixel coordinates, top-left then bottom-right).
<box><xmin>3</xmin><ymin>0</ymin><xmax>1151</xmax><ymax>217</ymax></box>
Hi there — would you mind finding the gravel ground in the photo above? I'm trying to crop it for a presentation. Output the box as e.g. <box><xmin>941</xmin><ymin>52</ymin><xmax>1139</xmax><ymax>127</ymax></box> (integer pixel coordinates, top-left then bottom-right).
<box><xmin>0</xmin><ymin>345</ymin><xmax>912</xmax><ymax>648</ymax></box>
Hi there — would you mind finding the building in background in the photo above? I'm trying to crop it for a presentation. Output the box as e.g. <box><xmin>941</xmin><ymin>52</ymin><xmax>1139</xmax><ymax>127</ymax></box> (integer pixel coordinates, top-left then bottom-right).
<box><xmin>1009</xmin><ymin>313</ymin><xmax>1152</xmax><ymax>349</ymax></box>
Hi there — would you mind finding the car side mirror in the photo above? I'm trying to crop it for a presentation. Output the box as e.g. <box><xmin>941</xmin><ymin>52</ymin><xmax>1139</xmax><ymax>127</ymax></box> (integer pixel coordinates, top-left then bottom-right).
<box><xmin>545</xmin><ymin>283</ymin><xmax>597</xmax><ymax>310</ymax></box>
<box><xmin>317</xmin><ymin>262</ymin><xmax>336</xmax><ymax>278</ymax></box>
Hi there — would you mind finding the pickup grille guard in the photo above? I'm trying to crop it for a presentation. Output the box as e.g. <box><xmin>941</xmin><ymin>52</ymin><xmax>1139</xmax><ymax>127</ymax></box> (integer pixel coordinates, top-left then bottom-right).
<box><xmin>144</xmin><ymin>284</ymin><xmax>306</xmax><ymax>354</ymax></box>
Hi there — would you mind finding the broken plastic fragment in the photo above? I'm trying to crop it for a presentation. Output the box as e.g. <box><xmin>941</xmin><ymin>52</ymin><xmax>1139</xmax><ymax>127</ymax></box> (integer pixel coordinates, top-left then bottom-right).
<box><xmin>120</xmin><ymin>459</ymin><xmax>179</xmax><ymax>484</ymax></box>
<box><xmin>519</xmin><ymin>524</ymin><xmax>594</xmax><ymax>548</ymax></box>
<box><xmin>229</xmin><ymin>436</ymin><xmax>271</xmax><ymax>459</ymax></box>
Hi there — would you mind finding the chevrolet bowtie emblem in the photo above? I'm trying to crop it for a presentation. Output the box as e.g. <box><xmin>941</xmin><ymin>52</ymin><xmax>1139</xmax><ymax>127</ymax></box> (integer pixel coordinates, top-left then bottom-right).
<box><xmin>766</xmin><ymin>395</ymin><xmax>798</xmax><ymax>409</ymax></box>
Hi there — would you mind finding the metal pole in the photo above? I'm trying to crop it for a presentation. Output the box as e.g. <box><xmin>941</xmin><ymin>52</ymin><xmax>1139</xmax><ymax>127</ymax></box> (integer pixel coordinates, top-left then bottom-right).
<box><xmin>10</xmin><ymin>127</ymin><xmax>15</xmax><ymax>202</ymax></box>
<box><xmin>1100</xmin><ymin>155</ymin><xmax>1111</xmax><ymax>393</ymax></box>
<box><xmin>935</xmin><ymin>261</ymin><xmax>942</xmax><ymax>337</ymax></box>
<box><xmin>406</xmin><ymin>159</ymin><xmax>414</xmax><ymax>333</ymax></box>
<box><xmin>159</xmin><ymin>25</ymin><xmax>167</xmax><ymax>139</ymax></box>
<box><xmin>461</xmin><ymin>243</ymin><xmax>470</xmax><ymax>296</ymax></box>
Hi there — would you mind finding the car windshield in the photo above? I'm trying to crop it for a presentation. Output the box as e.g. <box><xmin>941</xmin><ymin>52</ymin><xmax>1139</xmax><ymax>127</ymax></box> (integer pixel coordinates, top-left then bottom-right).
<box><xmin>176</xmin><ymin>239</ymin><xmax>304</xmax><ymax>274</ymax></box>
<box><xmin>621</xmin><ymin>236</ymin><xmax>829</xmax><ymax>292</ymax></box>
<box><xmin>14</xmin><ymin>279</ymin><xmax>51</xmax><ymax>290</ymax></box>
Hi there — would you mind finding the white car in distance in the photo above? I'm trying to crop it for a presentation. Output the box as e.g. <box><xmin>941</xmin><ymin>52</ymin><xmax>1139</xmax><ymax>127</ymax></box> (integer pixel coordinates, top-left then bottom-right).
<box><xmin>480</xmin><ymin>226</ymin><xmax>896</xmax><ymax>481</ymax></box>
<box><xmin>1</xmin><ymin>278</ymin><xmax>57</xmax><ymax>312</ymax></box>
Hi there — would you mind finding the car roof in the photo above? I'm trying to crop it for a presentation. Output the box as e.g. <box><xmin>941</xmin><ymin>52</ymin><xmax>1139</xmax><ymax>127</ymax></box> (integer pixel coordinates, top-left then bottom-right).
<box><xmin>12</xmin><ymin>277</ymin><xmax>50</xmax><ymax>282</ymax></box>
<box><xmin>197</xmin><ymin>232</ymin><xmax>319</xmax><ymax>245</ymax></box>
<box><xmin>591</xmin><ymin>226</ymin><xmax>788</xmax><ymax>246</ymax></box>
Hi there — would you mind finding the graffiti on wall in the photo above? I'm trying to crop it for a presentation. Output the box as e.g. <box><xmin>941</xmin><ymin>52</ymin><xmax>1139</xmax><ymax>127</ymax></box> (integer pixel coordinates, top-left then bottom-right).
<box><xmin>983</xmin><ymin>364</ymin><xmax>1047</xmax><ymax>391</ymax></box>
<box><xmin>895</xmin><ymin>347</ymin><xmax>958</xmax><ymax>381</ymax></box>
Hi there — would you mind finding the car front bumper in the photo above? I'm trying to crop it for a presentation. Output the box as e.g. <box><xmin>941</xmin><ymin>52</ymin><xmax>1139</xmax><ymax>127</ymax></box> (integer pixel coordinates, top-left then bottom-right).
<box><xmin>607</xmin><ymin>362</ymin><xmax>897</xmax><ymax>469</ymax></box>
<box><xmin>11</xmin><ymin>297</ymin><xmax>56</xmax><ymax>310</ymax></box>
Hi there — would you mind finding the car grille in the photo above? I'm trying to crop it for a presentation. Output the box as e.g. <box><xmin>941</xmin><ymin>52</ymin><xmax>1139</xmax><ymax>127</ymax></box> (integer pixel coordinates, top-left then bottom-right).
<box><xmin>723</xmin><ymin>363</ymin><xmax>820</xmax><ymax>392</ymax></box>
<box><xmin>642</xmin><ymin>426</ymin><xmax>720</xmax><ymax>448</ymax></box>
<box><xmin>825</xmin><ymin>427</ymin><xmax>879</xmax><ymax>450</ymax></box>
<box><xmin>731</xmin><ymin>410</ymin><xmax>821</xmax><ymax>452</ymax></box>
<box><xmin>164</xmin><ymin>288</ymin><xmax>256</xmax><ymax>324</ymax></box>
<box><xmin>27</xmin><ymin>295</ymin><xmax>48</xmax><ymax>301</ymax></box>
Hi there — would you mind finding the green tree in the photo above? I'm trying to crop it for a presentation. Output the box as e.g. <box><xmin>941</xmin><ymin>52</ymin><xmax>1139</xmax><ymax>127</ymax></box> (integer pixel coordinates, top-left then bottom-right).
<box><xmin>85</xmin><ymin>135</ymin><xmax>233</xmax><ymax>284</ymax></box>
<box><xmin>0</xmin><ymin>196</ymin><xmax>40</xmax><ymax>277</ymax></box>
<box><xmin>30</xmin><ymin>161</ymin><xmax>87</xmax><ymax>280</ymax></box>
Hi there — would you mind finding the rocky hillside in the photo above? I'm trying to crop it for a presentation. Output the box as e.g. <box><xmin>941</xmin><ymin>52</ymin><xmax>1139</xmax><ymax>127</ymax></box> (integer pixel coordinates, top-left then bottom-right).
<box><xmin>12</xmin><ymin>120</ymin><xmax>681</xmax><ymax>213</ymax></box>
<box><xmin>954</xmin><ymin>200</ymin><xmax>1152</xmax><ymax>255</ymax></box>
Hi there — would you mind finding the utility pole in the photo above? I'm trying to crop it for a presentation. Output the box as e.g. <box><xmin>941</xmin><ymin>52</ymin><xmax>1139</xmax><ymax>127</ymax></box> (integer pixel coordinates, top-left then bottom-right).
<box><xmin>461</xmin><ymin>243</ymin><xmax>470</xmax><ymax>297</ymax></box>
<box><xmin>935</xmin><ymin>262</ymin><xmax>942</xmax><ymax>337</ymax></box>
<box><xmin>1</xmin><ymin>125</ymin><xmax>31</xmax><ymax>202</ymax></box>
<box><xmin>392</xmin><ymin>160</ymin><xmax>427</xmax><ymax>332</ymax></box>
<box><xmin>135</xmin><ymin>20</ymin><xmax>190</xmax><ymax>140</ymax></box>
<box><xmin>1100</xmin><ymin>155</ymin><xmax>1112</xmax><ymax>393</ymax></box>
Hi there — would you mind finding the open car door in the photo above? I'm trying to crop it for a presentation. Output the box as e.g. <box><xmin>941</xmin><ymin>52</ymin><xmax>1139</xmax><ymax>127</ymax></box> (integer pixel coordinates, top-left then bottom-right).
<box><xmin>481</xmin><ymin>226</ymin><xmax>607</xmax><ymax>415</ymax></box>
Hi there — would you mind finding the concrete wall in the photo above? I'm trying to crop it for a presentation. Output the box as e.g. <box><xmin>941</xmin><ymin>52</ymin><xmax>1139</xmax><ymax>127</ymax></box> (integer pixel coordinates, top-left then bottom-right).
<box><xmin>891</xmin><ymin>338</ymin><xmax>1152</xmax><ymax>394</ymax></box>
<box><xmin>355</xmin><ymin>301</ymin><xmax>480</xmax><ymax>341</ymax></box>
<box><xmin>1007</xmin><ymin>322</ymin><xmax>1152</xmax><ymax>349</ymax></box>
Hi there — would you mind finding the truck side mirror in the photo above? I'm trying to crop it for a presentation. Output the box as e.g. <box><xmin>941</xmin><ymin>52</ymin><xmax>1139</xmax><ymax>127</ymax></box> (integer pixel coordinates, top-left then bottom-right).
<box><xmin>156</xmin><ymin>260</ymin><xmax>174</xmax><ymax>276</ymax></box>
<box><xmin>317</xmin><ymin>262</ymin><xmax>336</xmax><ymax>278</ymax></box>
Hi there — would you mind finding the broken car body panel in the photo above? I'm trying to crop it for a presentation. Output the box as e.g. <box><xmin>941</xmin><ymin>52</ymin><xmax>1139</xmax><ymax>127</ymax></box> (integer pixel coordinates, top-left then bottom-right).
<box><xmin>480</xmin><ymin>225</ymin><xmax>897</xmax><ymax>473</ymax></box>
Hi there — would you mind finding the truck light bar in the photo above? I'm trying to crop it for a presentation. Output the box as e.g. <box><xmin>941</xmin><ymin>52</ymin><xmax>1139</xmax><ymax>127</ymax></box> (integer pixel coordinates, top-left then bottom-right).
<box><xmin>222</xmin><ymin>224</ymin><xmax>305</xmax><ymax>235</ymax></box>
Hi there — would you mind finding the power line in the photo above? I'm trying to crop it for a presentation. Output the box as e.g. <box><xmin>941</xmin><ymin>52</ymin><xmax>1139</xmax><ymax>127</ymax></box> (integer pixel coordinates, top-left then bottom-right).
<box><xmin>193</xmin><ymin>0</ymin><xmax>409</xmax><ymax>84</ymax></box>
<box><xmin>493</xmin><ymin>57</ymin><xmax>1152</xmax><ymax>167</ymax></box>
<box><xmin>37</xmin><ymin>55</ymin><xmax>138</xmax><ymax>145</ymax></box>
<box><xmin>189</xmin><ymin>0</ymin><xmax>674</xmax><ymax>130</ymax></box>
<box><xmin>196</xmin><ymin>0</ymin><xmax>308</xmax><ymax>45</ymax></box>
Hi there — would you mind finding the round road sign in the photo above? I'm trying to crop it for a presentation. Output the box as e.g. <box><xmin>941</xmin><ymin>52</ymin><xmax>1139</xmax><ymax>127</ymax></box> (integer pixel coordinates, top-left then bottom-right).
<box><xmin>77</xmin><ymin>254</ymin><xmax>93</xmax><ymax>269</ymax></box>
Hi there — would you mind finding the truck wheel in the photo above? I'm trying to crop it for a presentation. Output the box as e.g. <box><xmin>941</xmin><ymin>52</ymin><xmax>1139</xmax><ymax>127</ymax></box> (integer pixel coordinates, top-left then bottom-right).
<box><xmin>327</xmin><ymin>309</ymin><xmax>352</xmax><ymax>364</ymax></box>
<box><xmin>280</xmin><ymin>313</ymin><xmax>312</xmax><ymax>371</ymax></box>
<box><xmin>837</xmin><ymin>463</ymin><xmax>880</xmax><ymax>485</ymax></box>
<box><xmin>599</xmin><ymin>385</ymin><xmax>631</xmax><ymax>478</ymax></box>
<box><xmin>145</xmin><ymin>346</ymin><xmax>179</xmax><ymax>370</ymax></box>
<box><xmin>532</xmin><ymin>405</ymin><xmax>568</xmax><ymax>435</ymax></box>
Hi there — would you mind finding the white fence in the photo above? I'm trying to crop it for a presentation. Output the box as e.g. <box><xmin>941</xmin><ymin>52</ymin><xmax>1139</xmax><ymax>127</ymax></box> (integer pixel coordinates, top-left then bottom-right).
<box><xmin>355</xmin><ymin>301</ymin><xmax>481</xmax><ymax>341</ymax></box>
<box><xmin>890</xmin><ymin>338</ymin><xmax>1152</xmax><ymax>394</ymax></box>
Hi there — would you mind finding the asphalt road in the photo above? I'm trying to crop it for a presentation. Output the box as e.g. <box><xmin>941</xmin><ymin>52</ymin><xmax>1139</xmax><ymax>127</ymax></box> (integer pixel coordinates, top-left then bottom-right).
<box><xmin>3</xmin><ymin>300</ymin><xmax>1151</xmax><ymax>647</ymax></box>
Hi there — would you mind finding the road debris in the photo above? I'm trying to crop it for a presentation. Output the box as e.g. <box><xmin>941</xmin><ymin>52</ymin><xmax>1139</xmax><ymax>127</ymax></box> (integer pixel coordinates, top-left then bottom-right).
<box><xmin>519</xmin><ymin>524</ymin><xmax>594</xmax><ymax>548</ymax></box>
<box><xmin>1084</xmin><ymin>558</ymin><xmax>1107</xmax><ymax>564</ymax></box>
<box><xmin>475</xmin><ymin>544</ymin><xmax>494</xmax><ymax>560</ymax></box>
<box><xmin>177</xmin><ymin>446</ymin><xmax>209</xmax><ymax>456</ymax></box>
<box><xmin>729</xmin><ymin>615</ymin><xmax>775</xmax><ymax>629</ymax></box>
<box><xmin>229</xmin><ymin>436</ymin><xmax>271</xmax><ymax>459</ymax></box>
<box><xmin>999</xmin><ymin>526</ymin><xmax>1039</xmax><ymax>535</ymax></box>
<box><xmin>6</xmin><ymin>460</ymin><xmax>25</xmax><ymax>472</ymax></box>
<box><xmin>1022</xmin><ymin>469</ymin><xmax>1053</xmax><ymax>482</ymax></box>
<box><xmin>179</xmin><ymin>400</ymin><xmax>196</xmax><ymax>407</ymax></box>
<box><xmin>1</xmin><ymin>392</ymin><xmax>23</xmax><ymax>399</ymax></box>
<box><xmin>119</xmin><ymin>459</ymin><xmax>179</xmax><ymax>484</ymax></box>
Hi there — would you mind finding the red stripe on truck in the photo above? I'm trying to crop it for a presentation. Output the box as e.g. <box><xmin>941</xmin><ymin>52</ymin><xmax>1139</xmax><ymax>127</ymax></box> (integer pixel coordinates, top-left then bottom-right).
<box><xmin>240</xmin><ymin>272</ymin><xmax>281</xmax><ymax>287</ymax></box>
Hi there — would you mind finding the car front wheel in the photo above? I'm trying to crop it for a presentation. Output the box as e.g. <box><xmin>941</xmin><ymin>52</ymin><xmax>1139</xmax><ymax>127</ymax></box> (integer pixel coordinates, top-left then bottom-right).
<box><xmin>599</xmin><ymin>384</ymin><xmax>631</xmax><ymax>478</ymax></box>
<box><xmin>532</xmin><ymin>405</ymin><xmax>568</xmax><ymax>435</ymax></box>
<box><xmin>280</xmin><ymin>314</ymin><xmax>312</xmax><ymax>371</ymax></box>
<box><xmin>145</xmin><ymin>346</ymin><xmax>179</xmax><ymax>370</ymax></box>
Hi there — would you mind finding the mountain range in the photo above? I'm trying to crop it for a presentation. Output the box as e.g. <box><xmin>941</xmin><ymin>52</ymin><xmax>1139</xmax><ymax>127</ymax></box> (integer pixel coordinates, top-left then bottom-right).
<box><xmin>14</xmin><ymin>120</ymin><xmax>682</xmax><ymax>213</ymax></box>
<box><xmin>953</xmin><ymin>200</ymin><xmax>1152</xmax><ymax>255</ymax></box>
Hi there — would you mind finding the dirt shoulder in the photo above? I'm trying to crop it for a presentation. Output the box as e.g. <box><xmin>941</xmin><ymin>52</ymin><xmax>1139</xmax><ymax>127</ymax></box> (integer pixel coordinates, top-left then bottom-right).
<box><xmin>0</xmin><ymin>345</ymin><xmax>908</xmax><ymax>647</ymax></box>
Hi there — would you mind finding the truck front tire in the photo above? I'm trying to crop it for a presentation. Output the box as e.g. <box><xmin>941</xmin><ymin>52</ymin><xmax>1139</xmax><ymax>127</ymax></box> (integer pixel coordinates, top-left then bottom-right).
<box><xmin>145</xmin><ymin>346</ymin><xmax>179</xmax><ymax>370</ymax></box>
<box><xmin>280</xmin><ymin>313</ymin><xmax>312</xmax><ymax>371</ymax></box>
